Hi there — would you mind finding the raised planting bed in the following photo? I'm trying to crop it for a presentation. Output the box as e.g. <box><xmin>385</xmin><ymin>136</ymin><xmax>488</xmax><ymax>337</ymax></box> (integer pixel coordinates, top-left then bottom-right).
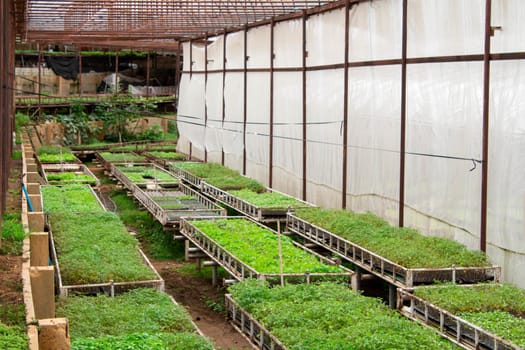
<box><xmin>202</xmin><ymin>184</ymin><xmax>314</xmax><ymax>222</ymax></box>
<box><xmin>144</xmin><ymin>151</ymin><xmax>186</xmax><ymax>168</ymax></box>
<box><xmin>95</xmin><ymin>151</ymin><xmax>147</xmax><ymax>170</ymax></box>
<box><xmin>170</xmin><ymin>161</ymin><xmax>265</xmax><ymax>192</ymax></box>
<box><xmin>37</xmin><ymin>145</ymin><xmax>79</xmax><ymax>163</ymax></box>
<box><xmin>56</xmin><ymin>288</ymin><xmax>213</xmax><ymax>350</ymax></box>
<box><xmin>133</xmin><ymin>183</ymin><xmax>226</xmax><ymax>227</ymax></box>
<box><xmin>399</xmin><ymin>284</ymin><xmax>525</xmax><ymax>350</ymax></box>
<box><xmin>287</xmin><ymin>209</ymin><xmax>499</xmax><ymax>288</ymax></box>
<box><xmin>41</xmin><ymin>163</ymin><xmax>99</xmax><ymax>186</ymax></box>
<box><xmin>180</xmin><ymin>217</ymin><xmax>351</xmax><ymax>284</ymax></box>
<box><xmin>109</xmin><ymin>142</ymin><xmax>176</xmax><ymax>153</ymax></box>
<box><xmin>41</xmin><ymin>185</ymin><xmax>105</xmax><ymax>213</ymax></box>
<box><xmin>47</xmin><ymin>212</ymin><xmax>163</xmax><ymax>297</ymax></box>
<box><xmin>226</xmin><ymin>280</ymin><xmax>459</xmax><ymax>350</ymax></box>
<box><xmin>112</xmin><ymin>163</ymin><xmax>180</xmax><ymax>191</ymax></box>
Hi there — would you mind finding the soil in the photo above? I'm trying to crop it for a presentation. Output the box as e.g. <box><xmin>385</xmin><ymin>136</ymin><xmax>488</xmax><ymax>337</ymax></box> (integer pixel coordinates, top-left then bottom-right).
<box><xmin>153</xmin><ymin>260</ymin><xmax>252</xmax><ymax>350</ymax></box>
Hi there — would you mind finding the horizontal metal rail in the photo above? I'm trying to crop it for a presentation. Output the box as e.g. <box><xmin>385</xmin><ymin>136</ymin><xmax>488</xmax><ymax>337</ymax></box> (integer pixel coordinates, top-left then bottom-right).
<box><xmin>225</xmin><ymin>294</ymin><xmax>287</xmax><ymax>350</ymax></box>
<box><xmin>133</xmin><ymin>183</ymin><xmax>226</xmax><ymax>226</ymax></box>
<box><xmin>286</xmin><ymin>213</ymin><xmax>501</xmax><ymax>288</ymax></box>
<box><xmin>398</xmin><ymin>289</ymin><xmax>521</xmax><ymax>350</ymax></box>
<box><xmin>179</xmin><ymin>216</ymin><xmax>352</xmax><ymax>284</ymax></box>
<box><xmin>201</xmin><ymin>182</ymin><xmax>313</xmax><ymax>222</ymax></box>
<box><xmin>169</xmin><ymin>162</ymin><xmax>204</xmax><ymax>189</ymax></box>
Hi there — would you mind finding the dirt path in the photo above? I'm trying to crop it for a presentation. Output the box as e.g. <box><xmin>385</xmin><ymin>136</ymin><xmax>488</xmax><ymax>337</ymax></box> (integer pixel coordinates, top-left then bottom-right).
<box><xmin>153</xmin><ymin>260</ymin><xmax>252</xmax><ymax>350</ymax></box>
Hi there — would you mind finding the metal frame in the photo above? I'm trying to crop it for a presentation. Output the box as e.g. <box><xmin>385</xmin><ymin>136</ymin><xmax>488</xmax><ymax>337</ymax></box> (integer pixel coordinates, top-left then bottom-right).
<box><xmin>398</xmin><ymin>289</ymin><xmax>521</xmax><ymax>350</ymax></box>
<box><xmin>286</xmin><ymin>213</ymin><xmax>501</xmax><ymax>288</ymax></box>
<box><xmin>133</xmin><ymin>183</ymin><xmax>226</xmax><ymax>227</ymax></box>
<box><xmin>180</xmin><ymin>216</ymin><xmax>353</xmax><ymax>283</ymax></box>
<box><xmin>111</xmin><ymin>162</ymin><xmax>180</xmax><ymax>191</ymax></box>
<box><xmin>225</xmin><ymin>294</ymin><xmax>287</xmax><ymax>350</ymax></box>
<box><xmin>201</xmin><ymin>182</ymin><xmax>314</xmax><ymax>222</ymax></box>
<box><xmin>41</xmin><ymin>163</ymin><xmax>100</xmax><ymax>186</ymax></box>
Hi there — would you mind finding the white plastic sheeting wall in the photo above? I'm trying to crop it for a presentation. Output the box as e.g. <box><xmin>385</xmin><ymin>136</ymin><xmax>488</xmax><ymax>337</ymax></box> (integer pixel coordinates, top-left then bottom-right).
<box><xmin>177</xmin><ymin>0</ymin><xmax>525</xmax><ymax>288</ymax></box>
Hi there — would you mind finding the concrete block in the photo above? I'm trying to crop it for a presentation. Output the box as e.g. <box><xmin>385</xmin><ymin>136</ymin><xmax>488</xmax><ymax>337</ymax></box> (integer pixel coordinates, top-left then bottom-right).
<box><xmin>26</xmin><ymin>183</ymin><xmax>40</xmax><ymax>195</ymax></box>
<box><xmin>30</xmin><ymin>266</ymin><xmax>55</xmax><ymax>319</ymax></box>
<box><xmin>28</xmin><ymin>194</ymin><xmax>42</xmax><ymax>212</ymax></box>
<box><xmin>28</xmin><ymin>212</ymin><xmax>45</xmax><ymax>232</ymax></box>
<box><xmin>26</xmin><ymin>172</ymin><xmax>41</xmax><ymax>183</ymax></box>
<box><xmin>30</xmin><ymin>232</ymin><xmax>49</xmax><ymax>267</ymax></box>
<box><xmin>38</xmin><ymin>318</ymin><xmax>70</xmax><ymax>350</ymax></box>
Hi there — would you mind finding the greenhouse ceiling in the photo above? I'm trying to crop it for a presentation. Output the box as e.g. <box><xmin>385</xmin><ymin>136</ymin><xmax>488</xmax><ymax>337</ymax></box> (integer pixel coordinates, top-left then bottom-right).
<box><xmin>14</xmin><ymin>0</ymin><xmax>351</xmax><ymax>50</ymax></box>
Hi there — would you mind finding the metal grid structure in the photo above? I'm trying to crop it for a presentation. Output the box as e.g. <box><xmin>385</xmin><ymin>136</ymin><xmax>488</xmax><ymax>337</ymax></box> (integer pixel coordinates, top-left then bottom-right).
<box><xmin>15</xmin><ymin>0</ymin><xmax>343</xmax><ymax>49</ymax></box>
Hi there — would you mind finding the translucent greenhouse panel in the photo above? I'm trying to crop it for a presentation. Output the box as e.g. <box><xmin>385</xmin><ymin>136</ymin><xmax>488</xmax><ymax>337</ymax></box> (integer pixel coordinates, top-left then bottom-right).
<box><xmin>306</xmin><ymin>69</ymin><xmax>343</xmax><ymax>208</ymax></box>
<box><xmin>488</xmin><ymin>60</ymin><xmax>525</xmax><ymax>287</ymax></box>
<box><xmin>225</xmin><ymin>31</ymin><xmax>245</xmax><ymax>69</ymax></box>
<box><xmin>182</xmin><ymin>41</ymin><xmax>191</xmax><ymax>71</ymax></box>
<box><xmin>191</xmin><ymin>42</ymin><xmax>206</xmax><ymax>71</ymax></box>
<box><xmin>177</xmin><ymin>73</ymin><xmax>205</xmax><ymax>150</ymax></box>
<box><xmin>273</xmin><ymin>18</ymin><xmax>302</xmax><ymax>68</ymax></box>
<box><xmin>245</xmin><ymin>72</ymin><xmax>270</xmax><ymax>184</ymax></box>
<box><xmin>222</xmin><ymin>72</ymin><xmax>244</xmax><ymax>158</ymax></box>
<box><xmin>405</xmin><ymin>62</ymin><xmax>483</xmax><ymax>247</ymax></box>
<box><xmin>347</xmin><ymin>65</ymin><xmax>401</xmax><ymax>224</ymax></box>
<box><xmin>348</xmin><ymin>0</ymin><xmax>402</xmax><ymax>62</ymax></box>
<box><xmin>306</xmin><ymin>8</ymin><xmax>345</xmax><ymax>66</ymax></box>
<box><xmin>207</xmin><ymin>35</ymin><xmax>224</xmax><ymax>71</ymax></box>
<box><xmin>273</xmin><ymin>72</ymin><xmax>303</xmax><ymax>197</ymax></box>
<box><xmin>205</xmin><ymin>73</ymin><xmax>223</xmax><ymax>154</ymax></box>
<box><xmin>492</xmin><ymin>0</ymin><xmax>525</xmax><ymax>53</ymax></box>
<box><xmin>407</xmin><ymin>0</ymin><xmax>483</xmax><ymax>58</ymax></box>
<box><xmin>247</xmin><ymin>25</ymin><xmax>271</xmax><ymax>69</ymax></box>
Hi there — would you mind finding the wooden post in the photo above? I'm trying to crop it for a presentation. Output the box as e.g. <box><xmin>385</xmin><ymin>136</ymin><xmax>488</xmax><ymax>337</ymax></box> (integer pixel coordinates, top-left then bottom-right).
<box><xmin>388</xmin><ymin>284</ymin><xmax>397</xmax><ymax>309</ymax></box>
<box><xmin>30</xmin><ymin>232</ymin><xmax>49</xmax><ymax>266</ymax></box>
<box><xmin>28</xmin><ymin>194</ymin><xmax>42</xmax><ymax>212</ymax></box>
<box><xmin>28</xmin><ymin>212</ymin><xmax>45</xmax><ymax>232</ymax></box>
<box><xmin>38</xmin><ymin>318</ymin><xmax>70</xmax><ymax>350</ymax></box>
<box><xmin>30</xmin><ymin>266</ymin><xmax>55</xmax><ymax>319</ymax></box>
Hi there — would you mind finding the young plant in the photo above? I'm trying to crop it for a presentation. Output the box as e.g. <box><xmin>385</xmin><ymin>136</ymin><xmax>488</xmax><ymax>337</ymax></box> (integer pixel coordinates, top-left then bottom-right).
<box><xmin>1</xmin><ymin>213</ymin><xmax>26</xmax><ymax>255</ymax></box>
<box><xmin>99</xmin><ymin>152</ymin><xmax>146</xmax><ymax>163</ymax></box>
<box><xmin>230</xmin><ymin>189</ymin><xmax>308</xmax><ymax>209</ymax></box>
<box><xmin>46</xmin><ymin>172</ymin><xmax>97</xmax><ymax>185</ymax></box>
<box><xmin>41</xmin><ymin>185</ymin><xmax>104</xmax><ymax>213</ymax></box>
<box><xmin>146</xmin><ymin>151</ymin><xmax>186</xmax><ymax>160</ymax></box>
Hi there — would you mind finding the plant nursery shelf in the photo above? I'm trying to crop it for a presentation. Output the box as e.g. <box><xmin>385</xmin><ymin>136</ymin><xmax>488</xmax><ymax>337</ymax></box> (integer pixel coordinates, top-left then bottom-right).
<box><xmin>201</xmin><ymin>182</ymin><xmax>314</xmax><ymax>223</ymax></box>
<box><xmin>398</xmin><ymin>289</ymin><xmax>521</xmax><ymax>350</ymax></box>
<box><xmin>111</xmin><ymin>163</ymin><xmax>180</xmax><ymax>192</ymax></box>
<box><xmin>179</xmin><ymin>217</ymin><xmax>352</xmax><ymax>284</ymax></box>
<box><xmin>42</xmin><ymin>163</ymin><xmax>100</xmax><ymax>186</ymax></box>
<box><xmin>133</xmin><ymin>183</ymin><xmax>226</xmax><ymax>228</ymax></box>
<box><xmin>225</xmin><ymin>294</ymin><xmax>286</xmax><ymax>350</ymax></box>
<box><xmin>95</xmin><ymin>151</ymin><xmax>148</xmax><ymax>171</ymax></box>
<box><xmin>286</xmin><ymin>213</ymin><xmax>500</xmax><ymax>288</ymax></box>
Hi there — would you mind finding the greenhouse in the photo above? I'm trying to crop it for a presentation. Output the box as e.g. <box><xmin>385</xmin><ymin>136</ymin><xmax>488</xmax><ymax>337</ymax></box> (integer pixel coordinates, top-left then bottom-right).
<box><xmin>0</xmin><ymin>1</ymin><xmax>523</xmax><ymax>349</ymax></box>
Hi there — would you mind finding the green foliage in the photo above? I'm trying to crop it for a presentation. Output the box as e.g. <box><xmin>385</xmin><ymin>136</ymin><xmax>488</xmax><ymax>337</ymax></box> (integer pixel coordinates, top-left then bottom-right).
<box><xmin>56</xmin><ymin>289</ymin><xmax>196</xmax><ymax>338</ymax></box>
<box><xmin>15</xmin><ymin>112</ymin><xmax>30</xmax><ymax>130</ymax></box>
<box><xmin>93</xmin><ymin>94</ymin><xmax>158</xmax><ymax>143</ymax></box>
<box><xmin>135</xmin><ymin>125</ymin><xmax>163</xmax><ymax>141</ymax></box>
<box><xmin>414</xmin><ymin>283</ymin><xmax>525</xmax><ymax>316</ymax></box>
<box><xmin>190</xmin><ymin>218</ymin><xmax>342</xmax><ymax>274</ymax></box>
<box><xmin>72</xmin><ymin>332</ymin><xmax>213</xmax><ymax>350</ymax></box>
<box><xmin>57</xmin><ymin>103</ymin><xmax>99</xmax><ymax>145</ymax></box>
<box><xmin>38</xmin><ymin>146</ymin><xmax>78</xmax><ymax>163</ymax></box>
<box><xmin>1</xmin><ymin>213</ymin><xmax>26</xmax><ymax>255</ymax></box>
<box><xmin>41</xmin><ymin>185</ymin><xmax>104</xmax><ymax>213</ymax></box>
<box><xmin>460</xmin><ymin>311</ymin><xmax>525</xmax><ymax>348</ymax></box>
<box><xmin>151</xmin><ymin>195</ymin><xmax>199</xmax><ymax>210</ymax></box>
<box><xmin>295</xmin><ymin>208</ymin><xmax>489</xmax><ymax>268</ymax></box>
<box><xmin>230</xmin><ymin>189</ymin><xmax>308</xmax><ymax>209</ymax></box>
<box><xmin>117</xmin><ymin>165</ymin><xmax>179</xmax><ymax>185</ymax></box>
<box><xmin>111</xmin><ymin>190</ymin><xmax>183</xmax><ymax>260</ymax></box>
<box><xmin>146</xmin><ymin>151</ymin><xmax>186</xmax><ymax>161</ymax></box>
<box><xmin>11</xmin><ymin>150</ymin><xmax>22</xmax><ymax>160</ymax></box>
<box><xmin>99</xmin><ymin>152</ymin><xmax>146</xmax><ymax>163</ymax></box>
<box><xmin>229</xmin><ymin>280</ymin><xmax>458</xmax><ymax>350</ymax></box>
<box><xmin>48</xmin><ymin>212</ymin><xmax>157</xmax><ymax>284</ymax></box>
<box><xmin>46</xmin><ymin>172</ymin><xmax>97</xmax><ymax>185</ymax></box>
<box><xmin>173</xmin><ymin>162</ymin><xmax>265</xmax><ymax>192</ymax></box>
<box><xmin>0</xmin><ymin>322</ymin><xmax>27</xmax><ymax>350</ymax></box>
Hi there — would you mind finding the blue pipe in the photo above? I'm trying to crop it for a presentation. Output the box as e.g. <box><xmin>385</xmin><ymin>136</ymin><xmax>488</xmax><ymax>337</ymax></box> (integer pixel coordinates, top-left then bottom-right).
<box><xmin>22</xmin><ymin>183</ymin><xmax>34</xmax><ymax>212</ymax></box>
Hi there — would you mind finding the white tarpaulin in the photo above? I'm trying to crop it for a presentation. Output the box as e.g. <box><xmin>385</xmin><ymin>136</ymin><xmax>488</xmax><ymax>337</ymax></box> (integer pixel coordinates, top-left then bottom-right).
<box><xmin>177</xmin><ymin>0</ymin><xmax>525</xmax><ymax>288</ymax></box>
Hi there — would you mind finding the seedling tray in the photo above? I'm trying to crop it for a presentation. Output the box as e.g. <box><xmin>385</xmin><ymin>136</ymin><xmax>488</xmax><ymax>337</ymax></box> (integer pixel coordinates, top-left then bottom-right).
<box><xmin>169</xmin><ymin>161</ymin><xmax>205</xmax><ymax>189</ymax></box>
<box><xmin>133</xmin><ymin>183</ymin><xmax>226</xmax><ymax>227</ymax></box>
<box><xmin>225</xmin><ymin>294</ymin><xmax>286</xmax><ymax>350</ymax></box>
<box><xmin>95</xmin><ymin>151</ymin><xmax>148</xmax><ymax>171</ymax></box>
<box><xmin>143</xmin><ymin>151</ymin><xmax>187</xmax><ymax>169</ymax></box>
<box><xmin>179</xmin><ymin>216</ymin><xmax>352</xmax><ymax>284</ymax></box>
<box><xmin>41</xmin><ymin>163</ymin><xmax>100</xmax><ymax>186</ymax></box>
<box><xmin>286</xmin><ymin>213</ymin><xmax>500</xmax><ymax>288</ymax></box>
<box><xmin>201</xmin><ymin>182</ymin><xmax>314</xmax><ymax>222</ymax></box>
<box><xmin>398</xmin><ymin>288</ymin><xmax>521</xmax><ymax>350</ymax></box>
<box><xmin>111</xmin><ymin>163</ymin><xmax>180</xmax><ymax>191</ymax></box>
<box><xmin>48</xmin><ymin>228</ymin><xmax>164</xmax><ymax>298</ymax></box>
